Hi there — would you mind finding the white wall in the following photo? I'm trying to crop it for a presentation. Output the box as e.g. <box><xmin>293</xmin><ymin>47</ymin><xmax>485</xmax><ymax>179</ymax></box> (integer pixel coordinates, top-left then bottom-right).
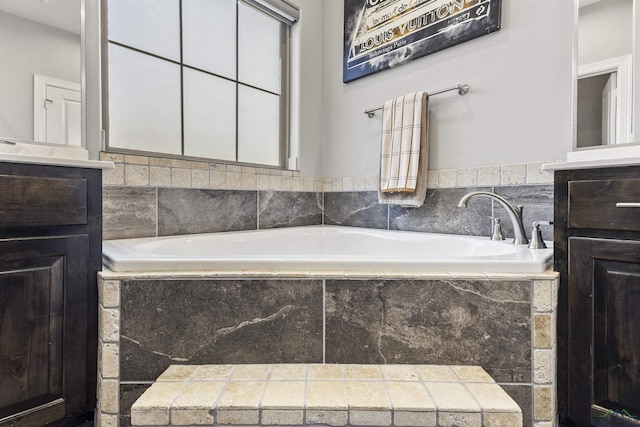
<box><xmin>289</xmin><ymin>0</ymin><xmax>325</xmax><ymax>177</ymax></box>
<box><xmin>578</xmin><ymin>0</ymin><xmax>633</xmax><ymax>66</ymax></box>
<box><xmin>321</xmin><ymin>0</ymin><xmax>574</xmax><ymax>177</ymax></box>
<box><xmin>0</xmin><ymin>12</ymin><xmax>81</xmax><ymax>141</ymax></box>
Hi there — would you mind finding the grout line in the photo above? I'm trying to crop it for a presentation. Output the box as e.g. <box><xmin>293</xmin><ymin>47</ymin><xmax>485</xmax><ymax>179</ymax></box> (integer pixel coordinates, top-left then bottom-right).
<box><xmin>322</xmin><ymin>278</ymin><xmax>326</xmax><ymax>363</ymax></box>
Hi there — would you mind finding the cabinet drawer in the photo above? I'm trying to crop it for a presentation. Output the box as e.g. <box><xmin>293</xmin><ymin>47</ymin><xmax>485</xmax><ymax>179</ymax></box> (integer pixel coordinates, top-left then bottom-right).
<box><xmin>0</xmin><ymin>174</ymin><xmax>87</xmax><ymax>228</ymax></box>
<box><xmin>569</xmin><ymin>178</ymin><xmax>640</xmax><ymax>231</ymax></box>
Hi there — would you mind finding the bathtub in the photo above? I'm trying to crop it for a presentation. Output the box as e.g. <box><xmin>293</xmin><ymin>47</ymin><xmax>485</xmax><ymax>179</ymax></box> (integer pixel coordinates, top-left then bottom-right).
<box><xmin>102</xmin><ymin>225</ymin><xmax>553</xmax><ymax>273</ymax></box>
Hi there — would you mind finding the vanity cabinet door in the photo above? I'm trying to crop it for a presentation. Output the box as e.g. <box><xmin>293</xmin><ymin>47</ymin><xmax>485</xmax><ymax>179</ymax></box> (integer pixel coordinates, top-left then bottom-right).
<box><xmin>568</xmin><ymin>237</ymin><xmax>640</xmax><ymax>426</ymax></box>
<box><xmin>0</xmin><ymin>235</ymin><xmax>89</xmax><ymax>426</ymax></box>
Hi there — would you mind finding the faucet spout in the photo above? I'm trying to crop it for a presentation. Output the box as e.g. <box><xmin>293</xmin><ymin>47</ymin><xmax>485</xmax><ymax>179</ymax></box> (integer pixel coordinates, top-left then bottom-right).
<box><xmin>458</xmin><ymin>191</ymin><xmax>529</xmax><ymax>245</ymax></box>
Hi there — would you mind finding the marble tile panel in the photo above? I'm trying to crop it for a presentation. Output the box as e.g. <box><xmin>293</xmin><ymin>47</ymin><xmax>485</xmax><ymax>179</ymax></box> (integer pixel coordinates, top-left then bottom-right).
<box><xmin>258</xmin><ymin>191</ymin><xmax>322</xmax><ymax>229</ymax></box>
<box><xmin>324</xmin><ymin>191</ymin><xmax>388</xmax><ymax>229</ymax></box>
<box><xmin>120</xmin><ymin>279</ymin><xmax>323</xmax><ymax>381</ymax></box>
<box><xmin>389</xmin><ymin>187</ymin><xmax>492</xmax><ymax>236</ymax></box>
<box><xmin>494</xmin><ymin>185</ymin><xmax>554</xmax><ymax>241</ymax></box>
<box><xmin>325</xmin><ymin>279</ymin><xmax>531</xmax><ymax>383</ymax></box>
<box><xmin>157</xmin><ymin>188</ymin><xmax>257</xmax><ymax>235</ymax></box>
<box><xmin>103</xmin><ymin>186</ymin><xmax>157</xmax><ymax>240</ymax></box>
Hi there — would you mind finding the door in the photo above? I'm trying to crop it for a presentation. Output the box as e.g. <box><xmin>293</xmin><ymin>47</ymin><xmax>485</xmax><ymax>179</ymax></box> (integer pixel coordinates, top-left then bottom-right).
<box><xmin>45</xmin><ymin>86</ymin><xmax>81</xmax><ymax>146</ymax></box>
<box><xmin>568</xmin><ymin>237</ymin><xmax>640</xmax><ymax>426</ymax></box>
<box><xmin>0</xmin><ymin>236</ymin><xmax>89</xmax><ymax>426</ymax></box>
<box><xmin>33</xmin><ymin>75</ymin><xmax>81</xmax><ymax>146</ymax></box>
<box><xmin>600</xmin><ymin>72</ymin><xmax>617</xmax><ymax>146</ymax></box>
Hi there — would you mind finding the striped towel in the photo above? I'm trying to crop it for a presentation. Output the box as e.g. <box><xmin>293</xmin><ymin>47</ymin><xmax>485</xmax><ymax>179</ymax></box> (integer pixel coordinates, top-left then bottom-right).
<box><xmin>378</xmin><ymin>91</ymin><xmax>429</xmax><ymax>207</ymax></box>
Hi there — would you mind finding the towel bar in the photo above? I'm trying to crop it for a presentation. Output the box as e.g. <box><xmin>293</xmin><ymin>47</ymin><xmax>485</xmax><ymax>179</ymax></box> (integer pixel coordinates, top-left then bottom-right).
<box><xmin>364</xmin><ymin>84</ymin><xmax>470</xmax><ymax>118</ymax></box>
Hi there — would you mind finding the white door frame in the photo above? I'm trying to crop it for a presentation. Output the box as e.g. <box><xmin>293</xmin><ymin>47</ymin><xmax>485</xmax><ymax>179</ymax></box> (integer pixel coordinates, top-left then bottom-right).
<box><xmin>578</xmin><ymin>54</ymin><xmax>633</xmax><ymax>145</ymax></box>
<box><xmin>33</xmin><ymin>74</ymin><xmax>82</xmax><ymax>144</ymax></box>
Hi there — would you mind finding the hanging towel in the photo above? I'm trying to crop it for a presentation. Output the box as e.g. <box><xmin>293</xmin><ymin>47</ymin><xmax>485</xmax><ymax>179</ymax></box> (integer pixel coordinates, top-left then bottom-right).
<box><xmin>378</xmin><ymin>91</ymin><xmax>429</xmax><ymax>207</ymax></box>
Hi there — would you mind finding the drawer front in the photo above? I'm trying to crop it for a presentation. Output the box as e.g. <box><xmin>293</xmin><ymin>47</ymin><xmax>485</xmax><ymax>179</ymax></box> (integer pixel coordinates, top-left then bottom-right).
<box><xmin>569</xmin><ymin>178</ymin><xmax>640</xmax><ymax>231</ymax></box>
<box><xmin>0</xmin><ymin>174</ymin><xmax>87</xmax><ymax>228</ymax></box>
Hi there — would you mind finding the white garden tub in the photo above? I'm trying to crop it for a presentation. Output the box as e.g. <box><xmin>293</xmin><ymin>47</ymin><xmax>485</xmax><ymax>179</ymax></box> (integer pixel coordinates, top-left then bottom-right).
<box><xmin>102</xmin><ymin>225</ymin><xmax>553</xmax><ymax>274</ymax></box>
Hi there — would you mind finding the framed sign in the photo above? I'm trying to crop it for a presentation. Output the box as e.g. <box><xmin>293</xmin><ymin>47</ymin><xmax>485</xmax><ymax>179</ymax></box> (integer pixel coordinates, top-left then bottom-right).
<box><xmin>343</xmin><ymin>0</ymin><xmax>501</xmax><ymax>82</ymax></box>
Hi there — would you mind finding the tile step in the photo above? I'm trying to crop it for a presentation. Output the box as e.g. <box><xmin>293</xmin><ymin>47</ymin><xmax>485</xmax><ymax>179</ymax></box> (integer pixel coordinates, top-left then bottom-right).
<box><xmin>130</xmin><ymin>364</ymin><xmax>522</xmax><ymax>427</ymax></box>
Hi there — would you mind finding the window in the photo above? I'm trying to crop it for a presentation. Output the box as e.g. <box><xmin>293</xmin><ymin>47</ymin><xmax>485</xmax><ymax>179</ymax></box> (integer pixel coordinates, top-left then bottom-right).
<box><xmin>106</xmin><ymin>0</ymin><xmax>298</xmax><ymax>168</ymax></box>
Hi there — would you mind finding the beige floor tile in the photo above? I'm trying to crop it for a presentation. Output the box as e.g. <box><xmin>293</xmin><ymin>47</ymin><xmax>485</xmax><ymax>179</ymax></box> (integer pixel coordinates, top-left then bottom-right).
<box><xmin>380</xmin><ymin>365</ymin><xmax>420</xmax><ymax>381</ymax></box>
<box><xmin>230</xmin><ymin>364</ymin><xmax>270</xmax><ymax>380</ymax></box>
<box><xmin>269</xmin><ymin>364</ymin><xmax>308</xmax><ymax>380</ymax></box>
<box><xmin>173</xmin><ymin>382</ymin><xmax>225</xmax><ymax>408</ymax></box>
<box><xmin>215</xmin><ymin>409</ymin><xmax>259</xmax><ymax>425</ymax></box>
<box><xmin>171</xmin><ymin>408</ymin><xmax>213</xmax><ymax>425</ymax></box>
<box><xmin>393</xmin><ymin>410</ymin><xmax>437</xmax><ymax>427</ymax></box>
<box><xmin>217</xmin><ymin>381</ymin><xmax>265</xmax><ymax>409</ymax></box>
<box><xmin>438</xmin><ymin>411</ymin><xmax>482</xmax><ymax>427</ymax></box>
<box><xmin>415</xmin><ymin>365</ymin><xmax>458</xmax><ymax>382</ymax></box>
<box><xmin>306</xmin><ymin>381</ymin><xmax>348</xmax><ymax>410</ymax></box>
<box><xmin>385</xmin><ymin>382</ymin><xmax>435</xmax><ymax>411</ymax></box>
<box><xmin>156</xmin><ymin>365</ymin><xmax>198</xmax><ymax>381</ymax></box>
<box><xmin>350</xmin><ymin>409</ymin><xmax>392</xmax><ymax>426</ymax></box>
<box><xmin>423</xmin><ymin>382</ymin><xmax>480</xmax><ymax>412</ymax></box>
<box><xmin>346</xmin><ymin>382</ymin><xmax>390</xmax><ymax>410</ymax></box>
<box><xmin>308</xmin><ymin>364</ymin><xmax>344</xmax><ymax>380</ymax></box>
<box><xmin>344</xmin><ymin>364</ymin><xmax>382</xmax><ymax>380</ymax></box>
<box><xmin>450</xmin><ymin>366</ymin><xmax>494</xmax><ymax>383</ymax></box>
<box><xmin>132</xmin><ymin>382</ymin><xmax>185</xmax><ymax>409</ymax></box>
<box><xmin>192</xmin><ymin>365</ymin><xmax>234</xmax><ymax>381</ymax></box>
<box><xmin>261</xmin><ymin>409</ymin><xmax>304</xmax><ymax>425</ymax></box>
<box><xmin>306</xmin><ymin>409</ymin><xmax>348</xmax><ymax>426</ymax></box>
<box><xmin>130</xmin><ymin>409</ymin><xmax>169</xmax><ymax>426</ymax></box>
<box><xmin>261</xmin><ymin>381</ymin><xmax>305</xmax><ymax>409</ymax></box>
<box><xmin>484</xmin><ymin>411</ymin><xmax>523</xmax><ymax>427</ymax></box>
<box><xmin>464</xmin><ymin>383</ymin><xmax>521</xmax><ymax>412</ymax></box>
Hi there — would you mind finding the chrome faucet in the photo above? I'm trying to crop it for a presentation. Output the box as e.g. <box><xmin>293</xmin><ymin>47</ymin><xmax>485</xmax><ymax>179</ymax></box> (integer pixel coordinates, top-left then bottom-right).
<box><xmin>457</xmin><ymin>191</ymin><xmax>529</xmax><ymax>245</ymax></box>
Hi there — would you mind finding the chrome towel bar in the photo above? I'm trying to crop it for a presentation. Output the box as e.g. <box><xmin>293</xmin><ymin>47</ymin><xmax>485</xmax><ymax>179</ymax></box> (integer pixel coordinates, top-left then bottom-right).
<box><xmin>364</xmin><ymin>84</ymin><xmax>470</xmax><ymax>118</ymax></box>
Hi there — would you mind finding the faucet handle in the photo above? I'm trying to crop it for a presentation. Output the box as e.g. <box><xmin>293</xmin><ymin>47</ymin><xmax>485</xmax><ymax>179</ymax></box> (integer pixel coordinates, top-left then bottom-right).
<box><xmin>528</xmin><ymin>221</ymin><xmax>554</xmax><ymax>249</ymax></box>
<box><xmin>490</xmin><ymin>217</ymin><xmax>505</xmax><ymax>241</ymax></box>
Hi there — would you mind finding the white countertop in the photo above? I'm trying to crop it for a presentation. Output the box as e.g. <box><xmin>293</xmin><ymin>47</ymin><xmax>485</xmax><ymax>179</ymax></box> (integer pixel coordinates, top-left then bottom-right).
<box><xmin>542</xmin><ymin>156</ymin><xmax>640</xmax><ymax>172</ymax></box>
<box><xmin>542</xmin><ymin>144</ymin><xmax>640</xmax><ymax>171</ymax></box>
<box><xmin>0</xmin><ymin>152</ymin><xmax>114</xmax><ymax>169</ymax></box>
<box><xmin>0</xmin><ymin>141</ymin><xmax>114</xmax><ymax>169</ymax></box>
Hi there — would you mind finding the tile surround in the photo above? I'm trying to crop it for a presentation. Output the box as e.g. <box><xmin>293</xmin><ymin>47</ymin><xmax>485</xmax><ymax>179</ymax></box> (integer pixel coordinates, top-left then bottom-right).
<box><xmin>97</xmin><ymin>273</ymin><xmax>559</xmax><ymax>427</ymax></box>
<box><xmin>99</xmin><ymin>153</ymin><xmax>558</xmax><ymax>426</ymax></box>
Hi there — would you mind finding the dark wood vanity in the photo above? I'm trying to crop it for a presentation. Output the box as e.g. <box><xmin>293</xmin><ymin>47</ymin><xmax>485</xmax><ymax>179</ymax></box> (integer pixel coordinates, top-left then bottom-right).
<box><xmin>555</xmin><ymin>165</ymin><xmax>640</xmax><ymax>427</ymax></box>
<box><xmin>0</xmin><ymin>161</ymin><xmax>103</xmax><ymax>426</ymax></box>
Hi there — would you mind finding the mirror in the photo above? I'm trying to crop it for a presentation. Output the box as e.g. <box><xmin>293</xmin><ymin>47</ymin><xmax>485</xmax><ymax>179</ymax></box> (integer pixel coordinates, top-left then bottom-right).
<box><xmin>0</xmin><ymin>0</ymin><xmax>82</xmax><ymax>146</ymax></box>
<box><xmin>576</xmin><ymin>0</ymin><xmax>638</xmax><ymax>150</ymax></box>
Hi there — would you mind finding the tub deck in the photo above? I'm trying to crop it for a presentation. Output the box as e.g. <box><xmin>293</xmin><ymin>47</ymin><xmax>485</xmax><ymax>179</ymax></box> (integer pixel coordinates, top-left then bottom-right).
<box><xmin>130</xmin><ymin>364</ymin><xmax>522</xmax><ymax>427</ymax></box>
<box><xmin>102</xmin><ymin>225</ymin><xmax>554</xmax><ymax>274</ymax></box>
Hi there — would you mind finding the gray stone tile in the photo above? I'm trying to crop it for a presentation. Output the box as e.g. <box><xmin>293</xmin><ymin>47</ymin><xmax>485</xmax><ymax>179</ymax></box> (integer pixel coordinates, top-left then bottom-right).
<box><xmin>389</xmin><ymin>187</ymin><xmax>493</xmax><ymax>236</ymax></box>
<box><xmin>120</xmin><ymin>279</ymin><xmax>323</xmax><ymax>382</ymax></box>
<box><xmin>323</xmin><ymin>191</ymin><xmax>388</xmax><ymax>229</ymax></box>
<box><xmin>494</xmin><ymin>185</ymin><xmax>554</xmax><ymax>242</ymax></box>
<box><xmin>258</xmin><ymin>191</ymin><xmax>323</xmax><ymax>229</ymax></box>
<box><xmin>157</xmin><ymin>188</ymin><xmax>257</xmax><ymax>236</ymax></box>
<box><xmin>325</xmin><ymin>279</ymin><xmax>531</xmax><ymax>383</ymax></box>
<box><xmin>103</xmin><ymin>186</ymin><xmax>157</xmax><ymax>240</ymax></box>
<box><xmin>120</xmin><ymin>383</ymin><xmax>150</xmax><ymax>427</ymax></box>
<box><xmin>501</xmin><ymin>384</ymin><xmax>532</xmax><ymax>427</ymax></box>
